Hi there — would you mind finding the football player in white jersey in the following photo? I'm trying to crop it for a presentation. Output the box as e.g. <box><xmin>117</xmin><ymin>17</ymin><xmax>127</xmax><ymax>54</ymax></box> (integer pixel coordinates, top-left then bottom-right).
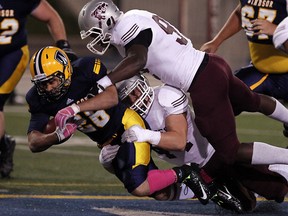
<box><xmin>55</xmin><ymin>0</ymin><xmax>288</xmax><ymax>203</ymax></box>
<box><xmin>113</xmin><ymin>74</ymin><xmax>288</xmax><ymax>212</ymax></box>
<box><xmin>118</xmin><ymin>75</ymin><xmax>214</xmax><ymax>168</ymax></box>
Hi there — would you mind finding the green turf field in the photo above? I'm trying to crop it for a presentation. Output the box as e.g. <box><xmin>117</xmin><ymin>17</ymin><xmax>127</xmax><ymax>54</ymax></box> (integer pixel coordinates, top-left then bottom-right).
<box><xmin>1</xmin><ymin>106</ymin><xmax>287</xmax><ymax>195</ymax></box>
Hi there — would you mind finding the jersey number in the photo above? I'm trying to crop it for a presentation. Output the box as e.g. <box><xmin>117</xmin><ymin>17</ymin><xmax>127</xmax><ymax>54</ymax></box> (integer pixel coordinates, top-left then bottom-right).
<box><xmin>152</xmin><ymin>15</ymin><xmax>188</xmax><ymax>45</ymax></box>
<box><xmin>241</xmin><ymin>5</ymin><xmax>276</xmax><ymax>40</ymax></box>
<box><xmin>0</xmin><ymin>18</ymin><xmax>19</xmax><ymax>44</ymax></box>
<box><xmin>76</xmin><ymin>110</ymin><xmax>110</xmax><ymax>133</ymax></box>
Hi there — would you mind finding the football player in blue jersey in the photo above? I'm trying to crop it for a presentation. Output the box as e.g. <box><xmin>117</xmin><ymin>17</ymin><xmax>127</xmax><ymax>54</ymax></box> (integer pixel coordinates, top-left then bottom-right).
<box><xmin>200</xmin><ymin>1</ymin><xmax>288</xmax><ymax>135</ymax></box>
<box><xmin>26</xmin><ymin>46</ymin><xmax>209</xmax><ymax>202</ymax></box>
<box><xmin>0</xmin><ymin>0</ymin><xmax>76</xmax><ymax>178</ymax></box>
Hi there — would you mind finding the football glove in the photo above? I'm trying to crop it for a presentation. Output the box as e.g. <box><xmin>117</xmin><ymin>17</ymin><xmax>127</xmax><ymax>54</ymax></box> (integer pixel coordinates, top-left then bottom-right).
<box><xmin>121</xmin><ymin>125</ymin><xmax>161</xmax><ymax>145</ymax></box>
<box><xmin>55</xmin><ymin>122</ymin><xmax>78</xmax><ymax>142</ymax></box>
<box><xmin>55</xmin><ymin>104</ymin><xmax>80</xmax><ymax>130</ymax></box>
<box><xmin>99</xmin><ymin>144</ymin><xmax>120</xmax><ymax>173</ymax></box>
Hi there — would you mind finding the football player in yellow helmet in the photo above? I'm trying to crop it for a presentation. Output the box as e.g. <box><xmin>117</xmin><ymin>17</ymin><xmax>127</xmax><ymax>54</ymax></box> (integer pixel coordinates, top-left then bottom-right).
<box><xmin>30</xmin><ymin>46</ymin><xmax>72</xmax><ymax>102</ymax></box>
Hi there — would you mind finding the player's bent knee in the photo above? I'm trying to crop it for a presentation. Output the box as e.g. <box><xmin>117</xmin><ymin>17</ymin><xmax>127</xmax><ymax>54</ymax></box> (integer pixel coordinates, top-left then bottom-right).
<box><xmin>131</xmin><ymin>180</ymin><xmax>150</xmax><ymax>197</ymax></box>
<box><xmin>150</xmin><ymin>186</ymin><xmax>175</xmax><ymax>201</ymax></box>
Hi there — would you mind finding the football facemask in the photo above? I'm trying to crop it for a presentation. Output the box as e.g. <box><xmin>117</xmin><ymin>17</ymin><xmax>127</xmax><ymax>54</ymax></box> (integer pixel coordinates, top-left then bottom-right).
<box><xmin>117</xmin><ymin>74</ymin><xmax>154</xmax><ymax>117</ymax></box>
<box><xmin>78</xmin><ymin>0</ymin><xmax>123</xmax><ymax>55</ymax></box>
<box><xmin>80</xmin><ymin>27</ymin><xmax>112</xmax><ymax>55</ymax></box>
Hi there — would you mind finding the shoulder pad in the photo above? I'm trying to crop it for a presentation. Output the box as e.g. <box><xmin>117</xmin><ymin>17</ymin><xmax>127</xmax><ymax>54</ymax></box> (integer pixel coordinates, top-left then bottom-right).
<box><xmin>157</xmin><ymin>85</ymin><xmax>188</xmax><ymax>115</ymax></box>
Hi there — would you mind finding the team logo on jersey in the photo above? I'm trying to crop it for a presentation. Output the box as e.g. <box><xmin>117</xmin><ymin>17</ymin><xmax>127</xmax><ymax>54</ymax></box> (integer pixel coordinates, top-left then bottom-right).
<box><xmin>66</xmin><ymin>98</ymin><xmax>74</xmax><ymax>105</ymax></box>
<box><xmin>91</xmin><ymin>2</ymin><xmax>108</xmax><ymax>21</ymax></box>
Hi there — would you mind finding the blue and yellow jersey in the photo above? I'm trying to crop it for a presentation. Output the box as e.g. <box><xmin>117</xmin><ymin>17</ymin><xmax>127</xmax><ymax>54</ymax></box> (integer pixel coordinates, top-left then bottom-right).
<box><xmin>240</xmin><ymin>0</ymin><xmax>288</xmax><ymax>73</ymax></box>
<box><xmin>26</xmin><ymin>57</ymin><xmax>136</xmax><ymax>145</ymax></box>
<box><xmin>0</xmin><ymin>0</ymin><xmax>40</xmax><ymax>55</ymax></box>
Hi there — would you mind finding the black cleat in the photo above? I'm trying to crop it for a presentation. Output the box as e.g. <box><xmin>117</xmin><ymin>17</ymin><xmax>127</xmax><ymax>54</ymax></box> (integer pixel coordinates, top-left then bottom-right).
<box><xmin>182</xmin><ymin>163</ymin><xmax>211</xmax><ymax>205</ymax></box>
<box><xmin>173</xmin><ymin>164</ymin><xmax>195</xmax><ymax>183</ymax></box>
<box><xmin>0</xmin><ymin>134</ymin><xmax>16</xmax><ymax>178</ymax></box>
<box><xmin>211</xmin><ymin>184</ymin><xmax>243</xmax><ymax>213</ymax></box>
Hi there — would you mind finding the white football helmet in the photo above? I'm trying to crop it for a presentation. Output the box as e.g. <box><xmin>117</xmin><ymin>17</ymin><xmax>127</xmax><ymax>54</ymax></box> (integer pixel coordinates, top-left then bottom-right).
<box><xmin>78</xmin><ymin>0</ymin><xmax>123</xmax><ymax>55</ymax></box>
<box><xmin>117</xmin><ymin>74</ymin><xmax>154</xmax><ymax>117</ymax></box>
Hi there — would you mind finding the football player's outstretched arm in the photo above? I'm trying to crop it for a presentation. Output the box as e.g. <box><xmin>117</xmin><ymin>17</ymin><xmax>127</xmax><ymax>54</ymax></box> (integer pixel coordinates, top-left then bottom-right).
<box><xmin>77</xmin><ymin>85</ymin><xmax>119</xmax><ymax>111</ymax></box>
<box><xmin>28</xmin><ymin>130</ymin><xmax>59</xmax><ymax>153</ymax></box>
<box><xmin>28</xmin><ymin>122</ymin><xmax>77</xmax><ymax>153</ymax></box>
<box><xmin>105</xmin><ymin>44</ymin><xmax>148</xmax><ymax>86</ymax></box>
<box><xmin>55</xmin><ymin>85</ymin><xmax>118</xmax><ymax>130</ymax></box>
<box><xmin>200</xmin><ymin>4</ymin><xmax>242</xmax><ymax>53</ymax></box>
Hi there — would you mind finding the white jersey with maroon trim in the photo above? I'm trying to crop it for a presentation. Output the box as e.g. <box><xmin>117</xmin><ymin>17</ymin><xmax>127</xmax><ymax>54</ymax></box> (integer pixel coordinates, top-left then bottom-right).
<box><xmin>146</xmin><ymin>85</ymin><xmax>215</xmax><ymax>167</ymax></box>
<box><xmin>110</xmin><ymin>9</ymin><xmax>205</xmax><ymax>91</ymax></box>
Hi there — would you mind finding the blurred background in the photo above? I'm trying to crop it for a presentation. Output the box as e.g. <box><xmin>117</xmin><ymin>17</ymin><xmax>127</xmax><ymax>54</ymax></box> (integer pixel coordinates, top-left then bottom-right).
<box><xmin>19</xmin><ymin>0</ymin><xmax>249</xmax><ymax>95</ymax></box>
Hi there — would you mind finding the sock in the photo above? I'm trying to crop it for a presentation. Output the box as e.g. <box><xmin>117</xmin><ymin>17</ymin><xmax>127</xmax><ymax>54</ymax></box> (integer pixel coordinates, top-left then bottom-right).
<box><xmin>269</xmin><ymin>164</ymin><xmax>288</xmax><ymax>182</ymax></box>
<box><xmin>252</xmin><ymin>142</ymin><xmax>288</xmax><ymax>164</ymax></box>
<box><xmin>147</xmin><ymin>169</ymin><xmax>176</xmax><ymax>195</ymax></box>
<box><xmin>200</xmin><ymin>169</ymin><xmax>213</xmax><ymax>184</ymax></box>
<box><xmin>268</xmin><ymin>99</ymin><xmax>288</xmax><ymax>123</ymax></box>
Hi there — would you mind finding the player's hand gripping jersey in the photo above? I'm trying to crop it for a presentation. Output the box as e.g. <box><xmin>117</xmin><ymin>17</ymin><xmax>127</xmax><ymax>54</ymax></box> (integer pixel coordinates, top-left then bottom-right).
<box><xmin>240</xmin><ymin>0</ymin><xmax>288</xmax><ymax>73</ymax></box>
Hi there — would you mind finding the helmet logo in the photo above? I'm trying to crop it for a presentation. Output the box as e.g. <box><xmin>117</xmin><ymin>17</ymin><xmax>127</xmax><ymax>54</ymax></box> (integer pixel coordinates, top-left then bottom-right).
<box><xmin>55</xmin><ymin>50</ymin><xmax>68</xmax><ymax>66</ymax></box>
<box><xmin>91</xmin><ymin>2</ymin><xmax>108</xmax><ymax>21</ymax></box>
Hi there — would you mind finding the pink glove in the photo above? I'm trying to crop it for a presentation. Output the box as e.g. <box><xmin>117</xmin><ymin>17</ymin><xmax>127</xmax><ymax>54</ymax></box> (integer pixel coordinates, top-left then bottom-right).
<box><xmin>55</xmin><ymin>123</ymin><xmax>78</xmax><ymax>142</ymax></box>
<box><xmin>55</xmin><ymin>104</ymin><xmax>80</xmax><ymax>129</ymax></box>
